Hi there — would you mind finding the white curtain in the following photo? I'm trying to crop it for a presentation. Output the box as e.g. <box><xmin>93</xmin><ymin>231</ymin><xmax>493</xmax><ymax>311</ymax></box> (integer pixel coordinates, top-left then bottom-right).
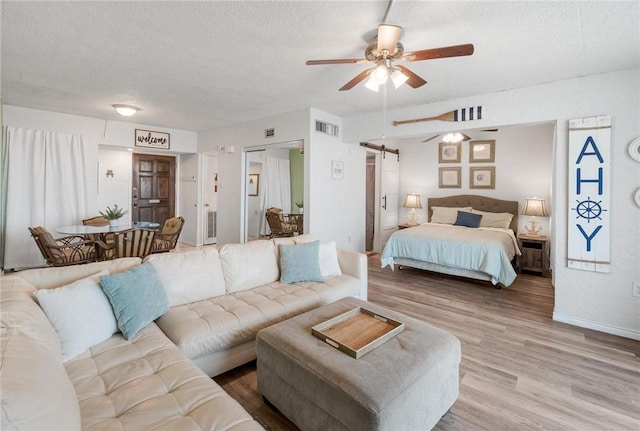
<box><xmin>259</xmin><ymin>157</ymin><xmax>291</xmax><ymax>236</ymax></box>
<box><xmin>2</xmin><ymin>126</ymin><xmax>91</xmax><ymax>270</ymax></box>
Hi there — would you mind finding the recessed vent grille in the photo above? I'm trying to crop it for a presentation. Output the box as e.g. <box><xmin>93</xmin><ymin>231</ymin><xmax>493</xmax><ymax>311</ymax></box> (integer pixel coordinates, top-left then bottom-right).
<box><xmin>315</xmin><ymin>120</ymin><xmax>339</xmax><ymax>137</ymax></box>
<box><xmin>207</xmin><ymin>211</ymin><xmax>217</xmax><ymax>239</ymax></box>
<box><xmin>265</xmin><ymin>128</ymin><xmax>275</xmax><ymax>138</ymax></box>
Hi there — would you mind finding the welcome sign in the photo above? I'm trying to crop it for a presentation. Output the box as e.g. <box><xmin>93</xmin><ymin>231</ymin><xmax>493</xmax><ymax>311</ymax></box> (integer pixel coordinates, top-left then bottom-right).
<box><xmin>135</xmin><ymin>129</ymin><xmax>170</xmax><ymax>149</ymax></box>
<box><xmin>567</xmin><ymin>116</ymin><xmax>611</xmax><ymax>273</ymax></box>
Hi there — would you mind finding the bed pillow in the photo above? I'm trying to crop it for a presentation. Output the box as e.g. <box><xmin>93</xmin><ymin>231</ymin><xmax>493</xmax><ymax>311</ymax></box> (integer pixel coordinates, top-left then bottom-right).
<box><xmin>431</xmin><ymin>206</ymin><xmax>472</xmax><ymax>224</ymax></box>
<box><xmin>454</xmin><ymin>211</ymin><xmax>482</xmax><ymax>228</ymax></box>
<box><xmin>471</xmin><ymin>209</ymin><xmax>514</xmax><ymax>230</ymax></box>
<box><xmin>279</xmin><ymin>241</ymin><xmax>322</xmax><ymax>284</ymax></box>
<box><xmin>35</xmin><ymin>270</ymin><xmax>117</xmax><ymax>362</ymax></box>
<box><xmin>99</xmin><ymin>262</ymin><xmax>168</xmax><ymax>340</ymax></box>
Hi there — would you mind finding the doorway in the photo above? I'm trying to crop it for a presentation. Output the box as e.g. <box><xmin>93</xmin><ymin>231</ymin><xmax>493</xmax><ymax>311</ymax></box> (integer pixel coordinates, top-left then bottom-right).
<box><xmin>203</xmin><ymin>154</ymin><xmax>218</xmax><ymax>245</ymax></box>
<box><xmin>131</xmin><ymin>153</ymin><xmax>175</xmax><ymax>224</ymax></box>
<box><xmin>364</xmin><ymin>148</ymin><xmax>399</xmax><ymax>253</ymax></box>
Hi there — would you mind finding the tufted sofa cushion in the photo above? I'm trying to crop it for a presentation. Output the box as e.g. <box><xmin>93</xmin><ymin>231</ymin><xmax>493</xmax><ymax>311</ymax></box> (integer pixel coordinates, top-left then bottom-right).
<box><xmin>64</xmin><ymin>323</ymin><xmax>262</xmax><ymax>431</ymax></box>
<box><xmin>156</xmin><ymin>275</ymin><xmax>362</xmax><ymax>360</ymax></box>
<box><xmin>1</xmin><ymin>276</ymin><xmax>82</xmax><ymax>430</ymax></box>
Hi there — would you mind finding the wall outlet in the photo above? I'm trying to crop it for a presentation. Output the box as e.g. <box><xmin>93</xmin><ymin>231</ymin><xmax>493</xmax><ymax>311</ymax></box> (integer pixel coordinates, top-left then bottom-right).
<box><xmin>633</xmin><ymin>282</ymin><xmax>640</xmax><ymax>298</ymax></box>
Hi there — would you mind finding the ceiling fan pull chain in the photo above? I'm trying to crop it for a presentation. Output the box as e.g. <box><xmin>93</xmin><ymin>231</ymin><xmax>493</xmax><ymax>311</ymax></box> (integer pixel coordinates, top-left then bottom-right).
<box><xmin>382</xmin><ymin>82</ymin><xmax>388</xmax><ymax>139</ymax></box>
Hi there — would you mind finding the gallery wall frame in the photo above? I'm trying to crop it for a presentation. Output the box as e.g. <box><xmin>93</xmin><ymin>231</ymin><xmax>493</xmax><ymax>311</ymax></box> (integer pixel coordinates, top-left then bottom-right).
<box><xmin>439</xmin><ymin>167</ymin><xmax>462</xmax><ymax>188</ymax></box>
<box><xmin>469</xmin><ymin>166</ymin><xmax>496</xmax><ymax>189</ymax></box>
<box><xmin>438</xmin><ymin>142</ymin><xmax>461</xmax><ymax>163</ymax></box>
<box><xmin>248</xmin><ymin>174</ymin><xmax>259</xmax><ymax>196</ymax></box>
<box><xmin>469</xmin><ymin>140</ymin><xmax>495</xmax><ymax>163</ymax></box>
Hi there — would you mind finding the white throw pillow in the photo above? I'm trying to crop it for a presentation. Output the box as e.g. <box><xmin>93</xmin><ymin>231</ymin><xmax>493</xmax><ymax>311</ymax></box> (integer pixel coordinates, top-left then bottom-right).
<box><xmin>471</xmin><ymin>209</ymin><xmax>514</xmax><ymax>230</ymax></box>
<box><xmin>145</xmin><ymin>248</ymin><xmax>226</xmax><ymax>307</ymax></box>
<box><xmin>219</xmin><ymin>240</ymin><xmax>279</xmax><ymax>293</ymax></box>
<box><xmin>319</xmin><ymin>241</ymin><xmax>342</xmax><ymax>277</ymax></box>
<box><xmin>35</xmin><ymin>270</ymin><xmax>117</xmax><ymax>362</ymax></box>
<box><xmin>430</xmin><ymin>206</ymin><xmax>472</xmax><ymax>224</ymax></box>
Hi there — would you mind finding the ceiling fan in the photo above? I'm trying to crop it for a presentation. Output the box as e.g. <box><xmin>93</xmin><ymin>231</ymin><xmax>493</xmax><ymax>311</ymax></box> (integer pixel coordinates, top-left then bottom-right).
<box><xmin>306</xmin><ymin>24</ymin><xmax>474</xmax><ymax>91</ymax></box>
<box><xmin>422</xmin><ymin>129</ymin><xmax>498</xmax><ymax>144</ymax></box>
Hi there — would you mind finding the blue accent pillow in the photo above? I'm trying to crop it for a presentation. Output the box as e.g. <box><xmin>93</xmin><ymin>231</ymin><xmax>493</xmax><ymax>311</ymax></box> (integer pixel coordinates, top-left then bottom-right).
<box><xmin>454</xmin><ymin>211</ymin><xmax>482</xmax><ymax>228</ymax></box>
<box><xmin>99</xmin><ymin>261</ymin><xmax>169</xmax><ymax>339</ymax></box>
<box><xmin>279</xmin><ymin>241</ymin><xmax>322</xmax><ymax>284</ymax></box>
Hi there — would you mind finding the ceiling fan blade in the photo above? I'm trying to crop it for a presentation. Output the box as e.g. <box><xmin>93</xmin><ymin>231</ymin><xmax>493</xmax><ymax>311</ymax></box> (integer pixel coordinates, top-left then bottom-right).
<box><xmin>422</xmin><ymin>135</ymin><xmax>440</xmax><ymax>143</ymax></box>
<box><xmin>462</xmin><ymin>133</ymin><xmax>472</xmax><ymax>141</ymax></box>
<box><xmin>395</xmin><ymin>65</ymin><xmax>427</xmax><ymax>88</ymax></box>
<box><xmin>339</xmin><ymin>68</ymin><xmax>372</xmax><ymax>91</ymax></box>
<box><xmin>403</xmin><ymin>44</ymin><xmax>474</xmax><ymax>62</ymax></box>
<box><xmin>377</xmin><ymin>24</ymin><xmax>402</xmax><ymax>53</ymax></box>
<box><xmin>306</xmin><ymin>58</ymin><xmax>366</xmax><ymax>65</ymax></box>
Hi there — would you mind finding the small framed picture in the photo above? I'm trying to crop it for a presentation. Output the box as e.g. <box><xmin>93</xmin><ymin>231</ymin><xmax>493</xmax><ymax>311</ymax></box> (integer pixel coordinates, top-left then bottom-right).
<box><xmin>248</xmin><ymin>174</ymin><xmax>259</xmax><ymax>196</ymax></box>
<box><xmin>439</xmin><ymin>167</ymin><xmax>461</xmax><ymax>188</ymax></box>
<box><xmin>470</xmin><ymin>166</ymin><xmax>496</xmax><ymax>189</ymax></box>
<box><xmin>439</xmin><ymin>142</ymin><xmax>461</xmax><ymax>163</ymax></box>
<box><xmin>331</xmin><ymin>160</ymin><xmax>344</xmax><ymax>180</ymax></box>
<box><xmin>469</xmin><ymin>140</ymin><xmax>495</xmax><ymax>163</ymax></box>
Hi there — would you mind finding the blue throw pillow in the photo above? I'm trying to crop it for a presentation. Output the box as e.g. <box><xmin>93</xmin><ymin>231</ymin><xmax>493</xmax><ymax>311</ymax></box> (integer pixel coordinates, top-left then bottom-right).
<box><xmin>99</xmin><ymin>262</ymin><xmax>169</xmax><ymax>339</ymax></box>
<box><xmin>279</xmin><ymin>241</ymin><xmax>322</xmax><ymax>284</ymax></box>
<box><xmin>454</xmin><ymin>210</ymin><xmax>482</xmax><ymax>228</ymax></box>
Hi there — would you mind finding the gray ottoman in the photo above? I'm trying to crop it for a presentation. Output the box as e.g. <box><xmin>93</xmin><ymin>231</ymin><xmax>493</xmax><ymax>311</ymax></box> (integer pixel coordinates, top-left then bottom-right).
<box><xmin>256</xmin><ymin>297</ymin><xmax>461</xmax><ymax>431</ymax></box>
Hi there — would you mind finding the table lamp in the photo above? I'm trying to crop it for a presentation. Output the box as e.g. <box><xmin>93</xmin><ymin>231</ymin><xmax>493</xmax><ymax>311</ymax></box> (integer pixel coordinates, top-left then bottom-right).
<box><xmin>403</xmin><ymin>194</ymin><xmax>423</xmax><ymax>225</ymax></box>
<box><xmin>522</xmin><ymin>197</ymin><xmax>549</xmax><ymax>236</ymax></box>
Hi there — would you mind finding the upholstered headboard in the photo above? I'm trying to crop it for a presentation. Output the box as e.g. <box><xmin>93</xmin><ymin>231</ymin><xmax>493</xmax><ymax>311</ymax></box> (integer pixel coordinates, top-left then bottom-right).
<box><xmin>428</xmin><ymin>195</ymin><xmax>519</xmax><ymax>232</ymax></box>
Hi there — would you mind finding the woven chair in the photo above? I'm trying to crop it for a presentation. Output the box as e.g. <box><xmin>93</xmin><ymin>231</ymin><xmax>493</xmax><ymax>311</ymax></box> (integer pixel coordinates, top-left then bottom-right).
<box><xmin>265</xmin><ymin>208</ymin><xmax>298</xmax><ymax>238</ymax></box>
<box><xmin>103</xmin><ymin>228</ymin><xmax>156</xmax><ymax>259</ymax></box>
<box><xmin>151</xmin><ymin>216</ymin><xmax>185</xmax><ymax>253</ymax></box>
<box><xmin>28</xmin><ymin>226</ymin><xmax>104</xmax><ymax>267</ymax></box>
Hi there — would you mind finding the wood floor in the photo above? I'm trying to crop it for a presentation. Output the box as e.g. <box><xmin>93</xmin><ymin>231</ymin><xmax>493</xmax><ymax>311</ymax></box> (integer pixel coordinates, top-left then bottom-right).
<box><xmin>214</xmin><ymin>254</ymin><xmax>640</xmax><ymax>431</ymax></box>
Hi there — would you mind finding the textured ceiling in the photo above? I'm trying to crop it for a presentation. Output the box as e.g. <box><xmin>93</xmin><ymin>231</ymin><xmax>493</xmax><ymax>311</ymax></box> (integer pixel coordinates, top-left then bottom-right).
<box><xmin>2</xmin><ymin>1</ymin><xmax>638</xmax><ymax>132</ymax></box>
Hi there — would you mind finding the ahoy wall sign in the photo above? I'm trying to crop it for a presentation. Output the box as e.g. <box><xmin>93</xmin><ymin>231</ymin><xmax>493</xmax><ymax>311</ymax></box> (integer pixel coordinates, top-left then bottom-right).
<box><xmin>567</xmin><ymin>116</ymin><xmax>611</xmax><ymax>273</ymax></box>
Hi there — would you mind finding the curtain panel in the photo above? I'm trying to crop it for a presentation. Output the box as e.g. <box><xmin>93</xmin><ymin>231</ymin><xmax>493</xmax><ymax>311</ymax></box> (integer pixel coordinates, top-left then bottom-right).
<box><xmin>2</xmin><ymin>126</ymin><xmax>91</xmax><ymax>270</ymax></box>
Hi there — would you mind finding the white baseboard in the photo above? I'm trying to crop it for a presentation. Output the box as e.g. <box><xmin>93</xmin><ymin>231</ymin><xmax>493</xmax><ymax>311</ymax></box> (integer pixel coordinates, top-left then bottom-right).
<box><xmin>553</xmin><ymin>312</ymin><xmax>640</xmax><ymax>340</ymax></box>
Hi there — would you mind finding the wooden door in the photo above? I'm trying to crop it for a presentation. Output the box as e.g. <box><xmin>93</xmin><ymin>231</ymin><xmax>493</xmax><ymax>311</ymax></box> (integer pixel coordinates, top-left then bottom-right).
<box><xmin>132</xmin><ymin>154</ymin><xmax>175</xmax><ymax>225</ymax></box>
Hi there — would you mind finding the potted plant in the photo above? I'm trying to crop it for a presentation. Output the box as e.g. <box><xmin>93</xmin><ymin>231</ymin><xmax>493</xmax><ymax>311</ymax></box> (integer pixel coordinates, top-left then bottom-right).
<box><xmin>295</xmin><ymin>200</ymin><xmax>304</xmax><ymax>214</ymax></box>
<box><xmin>99</xmin><ymin>204</ymin><xmax>128</xmax><ymax>228</ymax></box>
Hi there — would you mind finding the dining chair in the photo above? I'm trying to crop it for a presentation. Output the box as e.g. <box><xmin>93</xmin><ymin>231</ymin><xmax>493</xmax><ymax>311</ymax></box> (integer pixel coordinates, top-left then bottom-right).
<box><xmin>265</xmin><ymin>208</ymin><xmax>297</xmax><ymax>238</ymax></box>
<box><xmin>82</xmin><ymin>215</ymin><xmax>114</xmax><ymax>247</ymax></box>
<box><xmin>28</xmin><ymin>226</ymin><xmax>104</xmax><ymax>267</ymax></box>
<box><xmin>151</xmin><ymin>216</ymin><xmax>185</xmax><ymax>253</ymax></box>
<box><xmin>106</xmin><ymin>228</ymin><xmax>156</xmax><ymax>259</ymax></box>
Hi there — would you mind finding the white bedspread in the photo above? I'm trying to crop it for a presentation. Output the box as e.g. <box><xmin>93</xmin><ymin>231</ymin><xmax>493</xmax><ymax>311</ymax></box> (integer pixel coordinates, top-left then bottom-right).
<box><xmin>381</xmin><ymin>223</ymin><xmax>521</xmax><ymax>286</ymax></box>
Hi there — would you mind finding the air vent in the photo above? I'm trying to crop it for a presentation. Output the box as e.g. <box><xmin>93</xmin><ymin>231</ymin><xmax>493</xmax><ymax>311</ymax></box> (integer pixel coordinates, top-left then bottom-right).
<box><xmin>265</xmin><ymin>128</ymin><xmax>275</xmax><ymax>138</ymax></box>
<box><xmin>315</xmin><ymin>120</ymin><xmax>339</xmax><ymax>137</ymax></box>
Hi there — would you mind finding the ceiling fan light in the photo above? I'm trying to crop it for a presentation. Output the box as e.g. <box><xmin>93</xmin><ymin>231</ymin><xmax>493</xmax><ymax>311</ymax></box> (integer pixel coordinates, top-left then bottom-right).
<box><xmin>390</xmin><ymin>68</ymin><xmax>409</xmax><ymax>89</ymax></box>
<box><xmin>365</xmin><ymin>75</ymin><xmax>380</xmax><ymax>92</ymax></box>
<box><xmin>112</xmin><ymin>104</ymin><xmax>140</xmax><ymax>117</ymax></box>
<box><xmin>371</xmin><ymin>64</ymin><xmax>389</xmax><ymax>85</ymax></box>
<box><xmin>377</xmin><ymin>24</ymin><xmax>402</xmax><ymax>53</ymax></box>
<box><xmin>443</xmin><ymin>132</ymin><xmax>464</xmax><ymax>143</ymax></box>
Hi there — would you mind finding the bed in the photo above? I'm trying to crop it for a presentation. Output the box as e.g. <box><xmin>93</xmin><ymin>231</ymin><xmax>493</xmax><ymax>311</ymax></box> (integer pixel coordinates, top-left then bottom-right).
<box><xmin>380</xmin><ymin>195</ymin><xmax>521</xmax><ymax>287</ymax></box>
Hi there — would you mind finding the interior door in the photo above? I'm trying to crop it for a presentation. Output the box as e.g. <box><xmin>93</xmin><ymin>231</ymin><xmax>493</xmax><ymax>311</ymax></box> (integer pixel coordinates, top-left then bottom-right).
<box><xmin>378</xmin><ymin>152</ymin><xmax>399</xmax><ymax>252</ymax></box>
<box><xmin>203</xmin><ymin>154</ymin><xmax>218</xmax><ymax>245</ymax></box>
<box><xmin>132</xmin><ymin>154</ymin><xmax>175</xmax><ymax>224</ymax></box>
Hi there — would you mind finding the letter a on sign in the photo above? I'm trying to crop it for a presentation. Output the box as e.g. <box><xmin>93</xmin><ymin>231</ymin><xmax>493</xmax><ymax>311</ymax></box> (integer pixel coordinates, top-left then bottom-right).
<box><xmin>567</xmin><ymin>116</ymin><xmax>611</xmax><ymax>273</ymax></box>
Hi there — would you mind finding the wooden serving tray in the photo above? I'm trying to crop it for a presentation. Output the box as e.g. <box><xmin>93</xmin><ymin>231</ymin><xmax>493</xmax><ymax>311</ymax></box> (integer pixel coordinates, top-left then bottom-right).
<box><xmin>311</xmin><ymin>307</ymin><xmax>405</xmax><ymax>359</ymax></box>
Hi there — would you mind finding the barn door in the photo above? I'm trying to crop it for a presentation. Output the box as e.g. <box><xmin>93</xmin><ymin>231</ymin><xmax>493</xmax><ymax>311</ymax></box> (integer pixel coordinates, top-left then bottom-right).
<box><xmin>378</xmin><ymin>152</ymin><xmax>399</xmax><ymax>252</ymax></box>
<box><xmin>132</xmin><ymin>154</ymin><xmax>175</xmax><ymax>225</ymax></box>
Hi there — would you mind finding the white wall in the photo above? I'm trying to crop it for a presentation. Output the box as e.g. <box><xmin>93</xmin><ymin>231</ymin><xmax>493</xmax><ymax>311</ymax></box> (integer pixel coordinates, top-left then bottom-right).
<box><xmin>344</xmin><ymin>68</ymin><xmax>640</xmax><ymax>339</ymax></box>
<box><xmin>395</xmin><ymin>123</ymin><xmax>555</xmax><ymax>234</ymax></box>
<box><xmin>3</xmin><ymin>105</ymin><xmax>197</xmax><ymax>223</ymax></box>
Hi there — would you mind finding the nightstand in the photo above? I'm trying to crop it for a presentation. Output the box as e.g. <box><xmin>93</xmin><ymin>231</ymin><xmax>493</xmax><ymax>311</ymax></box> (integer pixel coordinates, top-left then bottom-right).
<box><xmin>518</xmin><ymin>234</ymin><xmax>549</xmax><ymax>277</ymax></box>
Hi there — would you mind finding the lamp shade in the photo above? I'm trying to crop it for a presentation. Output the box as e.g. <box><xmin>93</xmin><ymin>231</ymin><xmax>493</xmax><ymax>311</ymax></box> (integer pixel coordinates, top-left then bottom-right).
<box><xmin>403</xmin><ymin>194</ymin><xmax>423</xmax><ymax>209</ymax></box>
<box><xmin>522</xmin><ymin>198</ymin><xmax>548</xmax><ymax>217</ymax></box>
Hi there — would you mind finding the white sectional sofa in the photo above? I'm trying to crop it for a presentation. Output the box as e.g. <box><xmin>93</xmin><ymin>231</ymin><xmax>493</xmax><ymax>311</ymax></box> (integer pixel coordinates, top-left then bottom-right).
<box><xmin>1</xmin><ymin>236</ymin><xmax>367</xmax><ymax>430</ymax></box>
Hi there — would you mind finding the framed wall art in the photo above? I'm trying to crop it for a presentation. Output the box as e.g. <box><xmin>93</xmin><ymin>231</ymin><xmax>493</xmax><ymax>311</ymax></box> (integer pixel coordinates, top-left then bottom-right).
<box><xmin>469</xmin><ymin>140</ymin><xmax>495</xmax><ymax>163</ymax></box>
<box><xmin>469</xmin><ymin>166</ymin><xmax>495</xmax><ymax>189</ymax></box>
<box><xmin>439</xmin><ymin>167</ymin><xmax>461</xmax><ymax>188</ymax></box>
<box><xmin>248</xmin><ymin>174</ymin><xmax>259</xmax><ymax>196</ymax></box>
<box><xmin>331</xmin><ymin>160</ymin><xmax>344</xmax><ymax>180</ymax></box>
<box><xmin>135</xmin><ymin>129</ymin><xmax>170</xmax><ymax>149</ymax></box>
<box><xmin>438</xmin><ymin>142</ymin><xmax>461</xmax><ymax>163</ymax></box>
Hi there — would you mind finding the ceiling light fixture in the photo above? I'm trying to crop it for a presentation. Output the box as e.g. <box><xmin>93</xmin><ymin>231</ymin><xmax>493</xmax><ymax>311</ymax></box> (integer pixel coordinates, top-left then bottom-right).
<box><xmin>390</xmin><ymin>68</ymin><xmax>409</xmax><ymax>89</ymax></box>
<box><xmin>112</xmin><ymin>104</ymin><xmax>140</xmax><ymax>117</ymax></box>
<box><xmin>442</xmin><ymin>132</ymin><xmax>465</xmax><ymax>143</ymax></box>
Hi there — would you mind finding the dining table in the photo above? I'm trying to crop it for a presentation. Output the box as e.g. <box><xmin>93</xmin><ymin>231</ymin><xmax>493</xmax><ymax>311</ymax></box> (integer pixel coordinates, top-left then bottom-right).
<box><xmin>56</xmin><ymin>221</ymin><xmax>160</xmax><ymax>236</ymax></box>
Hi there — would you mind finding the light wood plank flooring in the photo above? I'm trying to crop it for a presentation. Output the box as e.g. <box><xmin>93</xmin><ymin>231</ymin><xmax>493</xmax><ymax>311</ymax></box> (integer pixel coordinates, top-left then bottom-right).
<box><xmin>215</xmin><ymin>254</ymin><xmax>640</xmax><ymax>430</ymax></box>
